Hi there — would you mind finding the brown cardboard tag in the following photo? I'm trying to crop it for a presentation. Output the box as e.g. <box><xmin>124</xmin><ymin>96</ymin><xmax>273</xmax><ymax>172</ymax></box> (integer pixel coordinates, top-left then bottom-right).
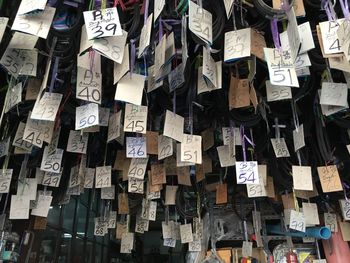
<box><xmin>229</xmin><ymin>77</ymin><xmax>251</xmax><ymax>109</ymax></box>
<box><xmin>151</xmin><ymin>164</ymin><xmax>166</xmax><ymax>185</ymax></box>
<box><xmin>118</xmin><ymin>193</ymin><xmax>129</xmax><ymax>214</ymax></box>
<box><xmin>251</xmin><ymin>30</ymin><xmax>267</xmax><ymax>60</ymax></box>
<box><xmin>317</xmin><ymin>165</ymin><xmax>343</xmax><ymax>193</ymax></box>
<box><xmin>177</xmin><ymin>166</ymin><xmax>191</xmax><ymax>186</ymax></box>
<box><xmin>201</xmin><ymin>128</ymin><xmax>214</xmax><ymax>151</ymax></box>
<box><xmin>34</xmin><ymin>216</ymin><xmax>48</xmax><ymax>230</ymax></box>
<box><xmin>146</xmin><ymin>131</ymin><xmax>159</xmax><ymax>155</ymax></box>
<box><xmin>216</xmin><ymin>184</ymin><xmax>228</xmax><ymax>204</ymax></box>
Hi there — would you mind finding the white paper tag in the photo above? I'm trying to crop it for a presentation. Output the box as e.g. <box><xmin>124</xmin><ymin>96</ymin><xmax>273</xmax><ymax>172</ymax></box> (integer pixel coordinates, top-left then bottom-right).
<box><xmin>180</xmin><ymin>134</ymin><xmax>202</xmax><ymax>164</ymax></box>
<box><xmin>8</xmin><ymin>31</ymin><xmax>38</xmax><ymax>50</ymax></box>
<box><xmin>302</xmin><ymin>202</ymin><xmax>320</xmax><ymax>226</ymax></box>
<box><xmin>92</xmin><ymin>31</ymin><xmax>127</xmax><ymax>64</ymax></box>
<box><xmin>107</xmin><ymin>211</ymin><xmax>117</xmax><ymax>228</ymax></box>
<box><xmin>135</xmin><ymin>214</ymin><xmax>148</xmax><ymax>233</ymax></box>
<box><xmin>115</xmin><ymin>73</ymin><xmax>146</xmax><ymax>106</ymax></box>
<box><xmin>163</xmin><ymin>110</ymin><xmax>184</xmax><ymax>142</ymax></box>
<box><xmin>83</xmin><ymin>7</ymin><xmax>123</xmax><ymax>40</ymax></box>
<box><xmin>203</xmin><ymin>46</ymin><xmax>218</xmax><ymax>87</ymax></box>
<box><xmin>320</xmin><ymin>82</ymin><xmax>348</xmax><ymax>107</ymax></box>
<box><xmin>128</xmin><ymin>177</ymin><xmax>144</xmax><ymax>194</ymax></box>
<box><xmin>124</xmin><ymin>104</ymin><xmax>147</xmax><ymax>134</ymax></box>
<box><xmin>298</xmin><ymin>22</ymin><xmax>315</xmax><ymax>53</ymax></box>
<box><xmin>84</xmin><ymin>168</ymin><xmax>95</xmax><ymax>188</ymax></box>
<box><xmin>12</xmin><ymin>6</ymin><xmax>56</xmax><ymax>39</ymax></box>
<box><xmin>289</xmin><ymin>210</ymin><xmax>306</xmax><ymax>232</ymax></box>
<box><xmin>223</xmin><ymin>0</ymin><xmax>234</xmax><ymax>18</ymax></box>
<box><xmin>42</xmin><ymin>171</ymin><xmax>61</xmax><ymax>187</ymax></box>
<box><xmin>169</xmin><ymin>63</ymin><xmax>185</xmax><ymax>92</ymax></box>
<box><xmin>270</xmin><ymin>138</ymin><xmax>290</xmax><ymax>158</ymax></box>
<box><xmin>95</xmin><ymin>166</ymin><xmax>111</xmax><ymax>188</ymax></box>
<box><xmin>101</xmin><ymin>186</ymin><xmax>115</xmax><ymax>199</ymax></box>
<box><xmin>217</xmin><ymin>145</ymin><xmax>235</xmax><ymax>167</ymax></box>
<box><xmin>264</xmin><ymin>47</ymin><xmax>299</xmax><ymax>87</ymax></box>
<box><xmin>224</xmin><ymin>28</ymin><xmax>251</xmax><ymax>62</ymax></box>
<box><xmin>0</xmin><ymin>17</ymin><xmax>9</xmax><ymax>43</ymax></box>
<box><xmin>67</xmin><ymin>130</ymin><xmax>88</xmax><ymax>154</ymax></box>
<box><xmin>4</xmin><ymin>82</ymin><xmax>22</xmax><ymax>113</ymax></box>
<box><xmin>165</xmin><ymin>185</ymin><xmax>178</xmax><ymax>205</ymax></box>
<box><xmin>158</xmin><ymin>135</ymin><xmax>173</xmax><ymax>160</ymax></box>
<box><xmin>17</xmin><ymin>0</ymin><xmax>47</xmax><ymax>15</ymax></box>
<box><xmin>0</xmin><ymin>169</ymin><xmax>13</xmax><ymax>193</ymax></box>
<box><xmin>340</xmin><ymin>199</ymin><xmax>350</xmax><ymax>220</ymax></box>
<box><xmin>17</xmin><ymin>179</ymin><xmax>36</xmax><ymax>202</ymax></box>
<box><xmin>189</xmin><ymin>239</ymin><xmax>201</xmax><ymax>252</ymax></box>
<box><xmin>107</xmin><ymin>111</ymin><xmax>122</xmax><ymax>142</ymax></box>
<box><xmin>40</xmin><ymin>147</ymin><xmax>64</xmax><ymax>173</ymax></box>
<box><xmin>162</xmin><ymin>221</ymin><xmax>173</xmax><ymax>239</ymax></box>
<box><xmin>154</xmin><ymin>34</ymin><xmax>166</xmax><ymax>80</ymax></box>
<box><xmin>75</xmin><ymin>103</ymin><xmax>99</xmax><ymax>130</ymax></box>
<box><xmin>324</xmin><ymin>213</ymin><xmax>338</xmax><ymax>232</ymax></box>
<box><xmin>31</xmin><ymin>92</ymin><xmax>62</xmax><ymax>121</ymax></box>
<box><xmin>337</xmin><ymin>20</ymin><xmax>350</xmax><ymax>61</ymax></box>
<box><xmin>0</xmin><ymin>48</ymin><xmax>25</xmax><ymax>78</ymax></box>
<box><xmin>0</xmin><ymin>137</ymin><xmax>9</xmax><ymax>158</ymax></box>
<box><xmin>242</xmin><ymin>241</ymin><xmax>253</xmax><ymax>258</ymax></box>
<box><xmin>127</xmin><ymin>157</ymin><xmax>149</xmax><ymax>180</ymax></box>
<box><xmin>19</xmin><ymin>49</ymin><xmax>37</xmax><ymax>76</ymax></box>
<box><xmin>31</xmin><ymin>195</ymin><xmax>52</xmax><ymax>217</ymax></box>
<box><xmin>154</xmin><ymin>0</ymin><xmax>165</xmax><ymax>21</ymax></box>
<box><xmin>10</xmin><ymin>195</ymin><xmax>30</xmax><ymax>219</ymax></box>
<box><xmin>286</xmin><ymin>7</ymin><xmax>301</xmax><ymax>62</ymax></box>
<box><xmin>319</xmin><ymin>19</ymin><xmax>344</xmax><ymax>55</ymax></box>
<box><xmin>120</xmin><ymin>232</ymin><xmax>134</xmax><ymax>253</ymax></box>
<box><xmin>13</xmin><ymin>122</ymin><xmax>33</xmax><ymax>152</ymax></box>
<box><xmin>292</xmin><ymin>165</ymin><xmax>313</xmax><ymax>191</ymax></box>
<box><xmin>163</xmin><ymin>238</ymin><xmax>176</xmax><ymax>247</ymax></box>
<box><xmin>94</xmin><ymin>217</ymin><xmax>107</xmax><ymax>236</ymax></box>
<box><xmin>69</xmin><ymin>166</ymin><xmax>80</xmax><ymax>188</ymax></box>
<box><xmin>293</xmin><ymin>124</ymin><xmax>305</xmax><ymax>151</ymax></box>
<box><xmin>76</xmin><ymin>67</ymin><xmax>102</xmax><ymax>104</ymax></box>
<box><xmin>236</xmin><ymin>161</ymin><xmax>260</xmax><ymax>184</ymax></box>
<box><xmin>189</xmin><ymin>1</ymin><xmax>212</xmax><ymax>44</ymax></box>
<box><xmin>148</xmin><ymin>201</ymin><xmax>157</xmax><ymax>221</ymax></box>
<box><xmin>126</xmin><ymin>137</ymin><xmax>147</xmax><ymax>158</ymax></box>
<box><xmin>180</xmin><ymin>223</ymin><xmax>193</xmax><ymax>243</ymax></box>
<box><xmin>138</xmin><ymin>14</ymin><xmax>153</xmax><ymax>58</ymax></box>
<box><xmin>114</xmin><ymin>44</ymin><xmax>129</xmax><ymax>83</ymax></box>
<box><xmin>265</xmin><ymin>81</ymin><xmax>292</xmax><ymax>102</ymax></box>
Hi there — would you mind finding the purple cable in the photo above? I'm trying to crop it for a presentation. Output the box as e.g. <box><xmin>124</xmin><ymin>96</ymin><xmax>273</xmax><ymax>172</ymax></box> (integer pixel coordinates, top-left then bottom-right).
<box><xmin>130</xmin><ymin>39</ymin><xmax>136</xmax><ymax>77</ymax></box>
<box><xmin>339</xmin><ymin>0</ymin><xmax>350</xmax><ymax>19</ymax></box>
<box><xmin>270</xmin><ymin>19</ymin><xmax>281</xmax><ymax>52</ymax></box>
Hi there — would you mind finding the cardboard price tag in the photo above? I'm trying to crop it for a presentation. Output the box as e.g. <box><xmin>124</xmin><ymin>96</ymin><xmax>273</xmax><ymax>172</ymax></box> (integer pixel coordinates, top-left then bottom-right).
<box><xmin>317</xmin><ymin>165</ymin><xmax>343</xmax><ymax>193</ymax></box>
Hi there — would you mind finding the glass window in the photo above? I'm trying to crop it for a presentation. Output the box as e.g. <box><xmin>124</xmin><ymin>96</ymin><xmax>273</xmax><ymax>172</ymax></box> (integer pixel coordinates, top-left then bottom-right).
<box><xmin>85</xmin><ymin>241</ymin><xmax>94</xmax><ymax>263</ymax></box>
<box><xmin>103</xmin><ymin>246</ymin><xmax>109</xmax><ymax>263</ymax></box>
<box><xmin>62</xmin><ymin>198</ymin><xmax>76</xmax><ymax>232</ymax></box>
<box><xmin>80</xmin><ymin>190</ymin><xmax>90</xmax><ymax>207</ymax></box>
<box><xmin>38</xmin><ymin>227</ymin><xmax>58</xmax><ymax>263</ymax></box>
<box><xmin>95</xmin><ymin>243</ymin><xmax>102</xmax><ymax>263</ymax></box>
<box><xmin>76</xmin><ymin>203</ymin><xmax>88</xmax><ymax>237</ymax></box>
<box><xmin>87</xmin><ymin>211</ymin><xmax>96</xmax><ymax>239</ymax></box>
<box><xmin>57</xmin><ymin>232</ymin><xmax>71</xmax><ymax>263</ymax></box>
<box><xmin>47</xmin><ymin>205</ymin><xmax>61</xmax><ymax>226</ymax></box>
<box><xmin>71</xmin><ymin>237</ymin><xmax>85</xmax><ymax>262</ymax></box>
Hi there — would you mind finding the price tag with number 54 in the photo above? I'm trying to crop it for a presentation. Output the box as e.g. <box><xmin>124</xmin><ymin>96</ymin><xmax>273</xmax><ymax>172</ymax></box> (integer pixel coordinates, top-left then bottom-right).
<box><xmin>236</xmin><ymin>161</ymin><xmax>260</xmax><ymax>185</ymax></box>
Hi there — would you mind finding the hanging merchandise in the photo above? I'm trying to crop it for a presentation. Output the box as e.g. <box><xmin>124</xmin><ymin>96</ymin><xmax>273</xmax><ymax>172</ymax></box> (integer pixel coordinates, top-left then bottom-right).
<box><xmin>1</xmin><ymin>0</ymin><xmax>350</xmax><ymax>262</ymax></box>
